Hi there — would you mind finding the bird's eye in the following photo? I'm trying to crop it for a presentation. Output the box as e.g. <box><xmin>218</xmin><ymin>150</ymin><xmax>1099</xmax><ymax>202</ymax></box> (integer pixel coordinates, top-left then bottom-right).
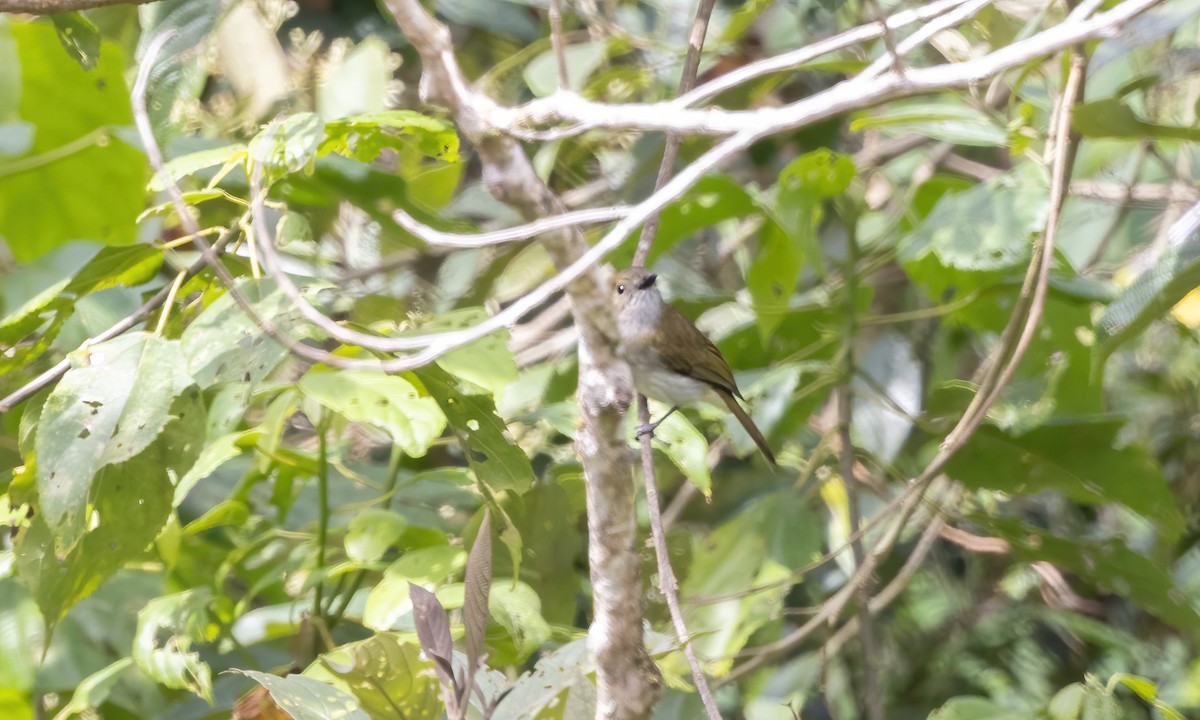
<box><xmin>616</xmin><ymin>284</ymin><xmax>625</xmax><ymax>295</ymax></box>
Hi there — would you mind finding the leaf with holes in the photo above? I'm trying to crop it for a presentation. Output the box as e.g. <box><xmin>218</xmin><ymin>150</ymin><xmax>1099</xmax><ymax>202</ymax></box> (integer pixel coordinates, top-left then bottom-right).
<box><xmin>250</xmin><ymin>112</ymin><xmax>326</xmax><ymax>179</ymax></box>
<box><xmin>15</xmin><ymin>390</ymin><xmax>202</xmax><ymax>624</ymax></box>
<box><xmin>305</xmin><ymin>634</ymin><xmax>444</xmax><ymax>720</ymax></box>
<box><xmin>181</xmin><ymin>279</ymin><xmax>308</xmax><ymax>389</ymax></box>
<box><xmin>415</xmin><ymin>366</ymin><xmax>533</xmax><ymax>493</ymax></box>
<box><xmin>232</xmin><ymin>670</ymin><xmax>368</xmax><ymax>720</ymax></box>
<box><xmin>299</xmin><ymin>370</ymin><xmax>446</xmax><ymax>458</ymax></box>
<box><xmin>34</xmin><ymin>332</ymin><xmax>195</xmax><ymax>550</ymax></box>
<box><xmin>132</xmin><ymin>589</ymin><xmax>212</xmax><ymax>701</ymax></box>
<box><xmin>492</xmin><ymin>638</ymin><xmax>593</xmax><ymax>720</ymax></box>
<box><xmin>321</xmin><ymin>110</ymin><xmax>459</xmax><ymax>163</ymax></box>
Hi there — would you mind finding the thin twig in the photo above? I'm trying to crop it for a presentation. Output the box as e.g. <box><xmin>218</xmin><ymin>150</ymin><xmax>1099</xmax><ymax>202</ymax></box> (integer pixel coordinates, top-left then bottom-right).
<box><xmin>631</xmin><ymin>0</ymin><xmax>717</xmax><ymax>267</ymax></box>
<box><xmin>393</xmin><ymin>205</ymin><xmax>630</xmax><ymax>248</ymax></box>
<box><xmin>859</xmin><ymin>0</ymin><xmax>993</xmax><ymax>81</ymax></box>
<box><xmin>631</xmin><ymin>2</ymin><xmax>721</xmax><ymax>718</ymax></box>
<box><xmin>836</xmin><ymin>217</ymin><xmax>883</xmax><ymax>720</ymax></box>
<box><xmin>549</xmin><ymin>0</ymin><xmax>570</xmax><ymax>91</ymax></box>
<box><xmin>0</xmin><ymin>0</ymin><xmax>157</xmax><ymax>14</ymax></box>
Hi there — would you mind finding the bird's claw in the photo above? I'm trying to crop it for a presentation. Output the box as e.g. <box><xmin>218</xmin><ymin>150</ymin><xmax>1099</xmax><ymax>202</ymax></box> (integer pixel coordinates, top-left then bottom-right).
<box><xmin>635</xmin><ymin>423</ymin><xmax>657</xmax><ymax>439</ymax></box>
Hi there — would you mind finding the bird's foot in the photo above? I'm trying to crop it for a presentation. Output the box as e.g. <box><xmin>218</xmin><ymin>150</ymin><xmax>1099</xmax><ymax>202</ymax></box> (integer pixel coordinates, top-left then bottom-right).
<box><xmin>633</xmin><ymin>406</ymin><xmax>679</xmax><ymax>441</ymax></box>
<box><xmin>634</xmin><ymin>421</ymin><xmax>661</xmax><ymax>439</ymax></box>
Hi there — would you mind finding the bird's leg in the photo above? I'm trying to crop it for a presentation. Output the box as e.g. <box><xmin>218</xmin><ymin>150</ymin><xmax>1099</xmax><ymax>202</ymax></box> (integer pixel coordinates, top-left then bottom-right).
<box><xmin>635</xmin><ymin>406</ymin><xmax>679</xmax><ymax>439</ymax></box>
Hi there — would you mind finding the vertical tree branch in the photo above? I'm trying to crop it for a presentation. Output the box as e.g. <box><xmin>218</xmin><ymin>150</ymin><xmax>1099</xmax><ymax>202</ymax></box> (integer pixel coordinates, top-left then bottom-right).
<box><xmin>380</xmin><ymin>2</ymin><xmax>660</xmax><ymax>717</ymax></box>
<box><xmin>627</xmin><ymin>2</ymin><xmax>721</xmax><ymax>718</ymax></box>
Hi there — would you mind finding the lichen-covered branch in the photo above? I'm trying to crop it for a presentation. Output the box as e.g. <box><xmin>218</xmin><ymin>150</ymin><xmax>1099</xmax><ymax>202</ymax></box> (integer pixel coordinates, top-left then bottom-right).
<box><xmin>380</xmin><ymin>1</ymin><xmax>660</xmax><ymax>717</ymax></box>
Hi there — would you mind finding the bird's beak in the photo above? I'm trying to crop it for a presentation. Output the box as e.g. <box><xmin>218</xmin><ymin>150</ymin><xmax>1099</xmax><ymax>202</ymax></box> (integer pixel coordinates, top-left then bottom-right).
<box><xmin>637</xmin><ymin>273</ymin><xmax>657</xmax><ymax>290</ymax></box>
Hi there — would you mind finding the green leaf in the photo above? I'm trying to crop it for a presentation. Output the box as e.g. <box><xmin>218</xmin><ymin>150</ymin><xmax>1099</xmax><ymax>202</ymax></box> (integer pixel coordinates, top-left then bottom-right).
<box><xmin>232</xmin><ymin>670</ymin><xmax>368</xmax><ymax>720</ymax></box>
<box><xmin>363</xmin><ymin>546</ymin><xmax>466</xmax><ymax>631</ymax></box>
<box><xmin>0</xmin><ymin>578</ymin><xmax>40</xmax><ymax>696</ymax></box>
<box><xmin>344</xmin><ymin>509</ymin><xmax>408</xmax><ymax>564</ymax></box>
<box><xmin>989</xmin><ymin>519</ymin><xmax>1200</xmax><ymax>638</ymax></box>
<box><xmin>415</xmin><ymin>366</ymin><xmax>534</xmax><ymax>493</ymax></box>
<box><xmin>180</xmin><ymin>279</ymin><xmax>307</xmax><ymax>388</ymax></box>
<box><xmin>50</xmin><ymin>12</ymin><xmax>101</xmax><ymax>71</ymax></box>
<box><xmin>900</xmin><ymin>164</ymin><xmax>1047</xmax><ymax>272</ymax></box>
<box><xmin>524</xmin><ymin>40</ymin><xmax>607</xmax><ymax>97</ymax></box>
<box><xmin>947</xmin><ymin>422</ymin><xmax>1184</xmax><ymax>541</ymax></box>
<box><xmin>149</xmin><ymin>142</ymin><xmax>246</xmax><ymax>192</ymax></box>
<box><xmin>747</xmin><ymin>220</ymin><xmax>803</xmax><ymax>339</ymax></box>
<box><xmin>1107</xmin><ymin>673</ymin><xmax>1185</xmax><ymax>720</ymax></box>
<box><xmin>35</xmin><ymin>332</ymin><xmax>194</xmax><ymax>549</ymax></box>
<box><xmin>299</xmin><ymin>369</ymin><xmax>447</xmax><ymax>458</ymax></box>
<box><xmin>0</xmin><ymin>23</ymin><xmax>147</xmax><ymax>260</ymax></box>
<box><xmin>927</xmin><ymin>697</ymin><xmax>1026</xmax><ymax>720</ymax></box>
<box><xmin>488</xmin><ymin>579</ymin><xmax>552</xmax><ymax>664</ymax></box>
<box><xmin>51</xmin><ymin>657</ymin><xmax>133</xmax><ymax>720</ymax></box>
<box><xmin>133</xmin><ymin>589</ymin><xmax>212</xmax><ymax>700</ymax></box>
<box><xmin>429</xmin><ymin>308</ymin><xmax>517</xmax><ymax>396</ymax></box>
<box><xmin>173</xmin><ymin>429</ymin><xmax>259</xmax><ymax>506</ymax></box>
<box><xmin>1095</xmin><ymin>230</ymin><xmax>1200</xmax><ymax>366</ymax></box>
<box><xmin>64</xmin><ymin>244</ymin><xmax>164</xmax><ymax>297</ymax></box>
<box><xmin>250</xmin><ymin>112</ymin><xmax>325</xmax><ymax>179</ymax></box>
<box><xmin>305</xmin><ymin>634</ymin><xmax>443</xmax><ymax>720</ymax></box>
<box><xmin>492</xmin><ymin>638</ymin><xmax>593</xmax><ymax>720</ymax></box>
<box><xmin>136</xmin><ymin>0</ymin><xmax>221</xmax><ymax>135</ymax></box>
<box><xmin>1073</xmin><ymin>98</ymin><xmax>1200</xmax><ymax>140</ymax></box>
<box><xmin>680</xmin><ymin>490</ymin><xmax>819</xmax><ymax>672</ymax></box>
<box><xmin>15</xmin><ymin>390</ymin><xmax>202</xmax><ymax>624</ymax></box>
<box><xmin>321</xmin><ymin>110</ymin><xmax>460</xmax><ymax>163</ymax></box>
<box><xmin>645</xmin><ymin>175</ymin><xmax>757</xmax><ymax>265</ymax></box>
<box><xmin>749</xmin><ymin>149</ymin><xmax>854</xmax><ymax>335</ymax></box>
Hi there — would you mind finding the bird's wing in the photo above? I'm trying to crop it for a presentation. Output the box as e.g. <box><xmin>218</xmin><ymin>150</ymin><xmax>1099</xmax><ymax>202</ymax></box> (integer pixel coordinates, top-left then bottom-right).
<box><xmin>658</xmin><ymin>306</ymin><xmax>743</xmax><ymax>399</ymax></box>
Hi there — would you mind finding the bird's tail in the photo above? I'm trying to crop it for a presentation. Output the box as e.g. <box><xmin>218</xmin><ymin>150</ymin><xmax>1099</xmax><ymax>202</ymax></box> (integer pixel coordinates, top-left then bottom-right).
<box><xmin>719</xmin><ymin>391</ymin><xmax>777</xmax><ymax>468</ymax></box>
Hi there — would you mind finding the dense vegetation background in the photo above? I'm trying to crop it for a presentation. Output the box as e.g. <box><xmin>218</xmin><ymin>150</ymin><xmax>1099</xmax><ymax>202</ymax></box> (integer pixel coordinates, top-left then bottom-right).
<box><xmin>2</xmin><ymin>0</ymin><xmax>1200</xmax><ymax>718</ymax></box>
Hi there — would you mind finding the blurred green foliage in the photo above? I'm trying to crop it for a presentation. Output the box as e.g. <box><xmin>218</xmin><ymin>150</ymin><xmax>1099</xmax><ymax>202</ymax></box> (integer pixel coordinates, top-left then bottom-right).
<box><xmin>1</xmin><ymin>0</ymin><xmax>1199</xmax><ymax>719</ymax></box>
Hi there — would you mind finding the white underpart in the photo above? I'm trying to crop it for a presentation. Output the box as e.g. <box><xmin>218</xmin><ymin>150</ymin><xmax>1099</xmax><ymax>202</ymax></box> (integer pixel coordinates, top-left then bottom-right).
<box><xmin>631</xmin><ymin>364</ymin><xmax>716</xmax><ymax>407</ymax></box>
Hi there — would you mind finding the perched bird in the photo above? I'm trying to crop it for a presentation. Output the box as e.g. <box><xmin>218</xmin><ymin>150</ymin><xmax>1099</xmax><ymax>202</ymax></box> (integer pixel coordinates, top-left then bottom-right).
<box><xmin>611</xmin><ymin>266</ymin><xmax>776</xmax><ymax>467</ymax></box>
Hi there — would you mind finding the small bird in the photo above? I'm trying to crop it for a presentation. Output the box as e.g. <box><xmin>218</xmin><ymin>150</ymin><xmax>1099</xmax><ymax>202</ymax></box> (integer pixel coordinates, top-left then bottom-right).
<box><xmin>612</xmin><ymin>266</ymin><xmax>776</xmax><ymax>467</ymax></box>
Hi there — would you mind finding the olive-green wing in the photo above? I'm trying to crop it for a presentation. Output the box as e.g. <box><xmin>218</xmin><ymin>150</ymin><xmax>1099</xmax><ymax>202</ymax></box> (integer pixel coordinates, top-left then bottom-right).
<box><xmin>658</xmin><ymin>306</ymin><xmax>742</xmax><ymax>399</ymax></box>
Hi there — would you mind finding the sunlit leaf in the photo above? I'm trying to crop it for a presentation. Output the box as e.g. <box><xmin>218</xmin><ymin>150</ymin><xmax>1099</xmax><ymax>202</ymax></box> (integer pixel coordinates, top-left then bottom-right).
<box><xmin>35</xmin><ymin>332</ymin><xmax>194</xmax><ymax>549</ymax></box>
<box><xmin>0</xmin><ymin>23</ymin><xmax>146</xmax><ymax>260</ymax></box>
<box><xmin>415</xmin><ymin>366</ymin><xmax>533</xmax><ymax>493</ymax></box>
<box><xmin>299</xmin><ymin>369</ymin><xmax>447</xmax><ymax>458</ymax></box>
<box><xmin>231</xmin><ymin>670</ymin><xmax>368</xmax><ymax>720</ymax></box>
<box><xmin>344</xmin><ymin>509</ymin><xmax>408</xmax><ymax>564</ymax></box>
<box><xmin>305</xmin><ymin>634</ymin><xmax>443</xmax><ymax>720</ymax></box>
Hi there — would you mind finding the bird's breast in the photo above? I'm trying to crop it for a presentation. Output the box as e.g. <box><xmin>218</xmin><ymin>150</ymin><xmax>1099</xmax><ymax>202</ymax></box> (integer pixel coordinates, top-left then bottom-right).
<box><xmin>630</xmin><ymin>363</ymin><xmax>712</xmax><ymax>407</ymax></box>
